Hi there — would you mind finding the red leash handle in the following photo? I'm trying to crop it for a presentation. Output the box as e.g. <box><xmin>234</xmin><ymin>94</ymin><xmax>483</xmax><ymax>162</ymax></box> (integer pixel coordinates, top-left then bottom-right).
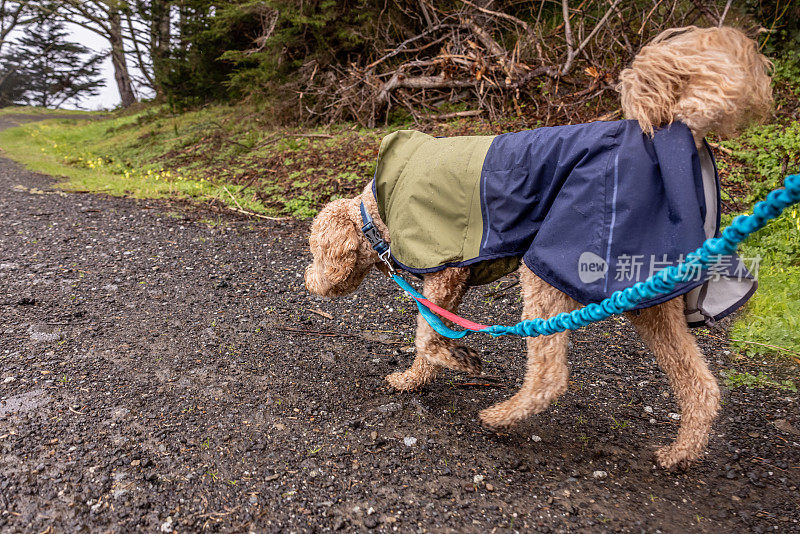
<box><xmin>410</xmin><ymin>295</ymin><xmax>489</xmax><ymax>331</ymax></box>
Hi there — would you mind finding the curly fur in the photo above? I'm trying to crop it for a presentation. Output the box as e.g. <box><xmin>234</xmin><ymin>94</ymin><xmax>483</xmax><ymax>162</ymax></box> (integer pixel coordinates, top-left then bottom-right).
<box><xmin>305</xmin><ymin>195</ymin><xmax>381</xmax><ymax>297</ymax></box>
<box><xmin>305</xmin><ymin>27</ymin><xmax>773</xmax><ymax>470</ymax></box>
<box><xmin>618</xmin><ymin>26</ymin><xmax>772</xmax><ymax>143</ymax></box>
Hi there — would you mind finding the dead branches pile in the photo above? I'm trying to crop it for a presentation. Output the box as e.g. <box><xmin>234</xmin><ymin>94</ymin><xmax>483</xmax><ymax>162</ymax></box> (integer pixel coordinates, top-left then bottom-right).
<box><xmin>298</xmin><ymin>0</ymin><xmax>748</xmax><ymax>126</ymax></box>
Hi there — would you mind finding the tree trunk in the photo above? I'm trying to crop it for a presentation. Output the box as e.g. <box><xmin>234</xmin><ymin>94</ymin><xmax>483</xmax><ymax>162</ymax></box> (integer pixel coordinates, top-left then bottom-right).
<box><xmin>109</xmin><ymin>8</ymin><xmax>136</xmax><ymax>107</ymax></box>
<box><xmin>150</xmin><ymin>0</ymin><xmax>171</xmax><ymax>99</ymax></box>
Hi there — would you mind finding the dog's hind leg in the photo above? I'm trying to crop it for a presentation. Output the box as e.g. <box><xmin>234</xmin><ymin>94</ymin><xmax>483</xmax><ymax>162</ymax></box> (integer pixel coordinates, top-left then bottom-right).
<box><xmin>386</xmin><ymin>267</ymin><xmax>481</xmax><ymax>391</ymax></box>
<box><xmin>480</xmin><ymin>267</ymin><xmax>577</xmax><ymax>428</ymax></box>
<box><xmin>626</xmin><ymin>298</ymin><xmax>720</xmax><ymax>469</ymax></box>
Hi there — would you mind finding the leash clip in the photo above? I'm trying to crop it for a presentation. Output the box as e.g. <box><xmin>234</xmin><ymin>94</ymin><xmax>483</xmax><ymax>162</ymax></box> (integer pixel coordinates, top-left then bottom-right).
<box><xmin>378</xmin><ymin>248</ymin><xmax>396</xmax><ymax>275</ymax></box>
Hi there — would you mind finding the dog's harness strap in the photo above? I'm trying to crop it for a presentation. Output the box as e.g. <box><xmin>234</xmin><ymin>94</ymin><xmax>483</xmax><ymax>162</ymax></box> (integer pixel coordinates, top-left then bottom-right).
<box><xmin>359</xmin><ymin>202</ymin><xmax>491</xmax><ymax>332</ymax></box>
<box><xmin>360</xmin><ymin>202</ymin><xmax>395</xmax><ymax>274</ymax></box>
<box><xmin>375</xmin><ymin>174</ymin><xmax>800</xmax><ymax>340</ymax></box>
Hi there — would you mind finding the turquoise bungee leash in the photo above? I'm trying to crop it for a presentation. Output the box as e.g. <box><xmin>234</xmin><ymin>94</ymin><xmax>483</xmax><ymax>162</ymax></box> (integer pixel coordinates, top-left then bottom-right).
<box><xmin>361</xmin><ymin>174</ymin><xmax>800</xmax><ymax>340</ymax></box>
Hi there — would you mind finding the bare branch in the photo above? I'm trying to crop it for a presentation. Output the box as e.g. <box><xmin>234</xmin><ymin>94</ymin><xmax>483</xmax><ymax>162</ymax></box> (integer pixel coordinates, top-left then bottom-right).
<box><xmin>124</xmin><ymin>10</ymin><xmax>153</xmax><ymax>87</ymax></box>
<box><xmin>460</xmin><ymin>0</ymin><xmax>532</xmax><ymax>35</ymax></box>
<box><xmin>562</xmin><ymin>0</ymin><xmax>574</xmax><ymax>65</ymax></box>
<box><xmin>561</xmin><ymin>0</ymin><xmax>622</xmax><ymax>76</ymax></box>
<box><xmin>462</xmin><ymin>18</ymin><xmax>505</xmax><ymax>57</ymax></box>
<box><xmin>718</xmin><ymin>0</ymin><xmax>733</xmax><ymax>27</ymax></box>
<box><xmin>366</xmin><ymin>23</ymin><xmax>458</xmax><ymax>70</ymax></box>
<box><xmin>425</xmin><ymin>109</ymin><xmax>483</xmax><ymax>120</ymax></box>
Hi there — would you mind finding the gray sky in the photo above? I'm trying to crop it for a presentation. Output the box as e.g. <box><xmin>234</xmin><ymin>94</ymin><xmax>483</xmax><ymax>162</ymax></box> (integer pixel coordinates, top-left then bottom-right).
<box><xmin>10</xmin><ymin>21</ymin><xmax>136</xmax><ymax>110</ymax></box>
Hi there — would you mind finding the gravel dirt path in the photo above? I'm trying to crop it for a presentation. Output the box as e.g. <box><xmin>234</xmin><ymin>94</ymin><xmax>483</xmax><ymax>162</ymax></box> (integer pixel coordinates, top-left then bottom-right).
<box><xmin>0</xmin><ymin>116</ymin><xmax>798</xmax><ymax>533</ymax></box>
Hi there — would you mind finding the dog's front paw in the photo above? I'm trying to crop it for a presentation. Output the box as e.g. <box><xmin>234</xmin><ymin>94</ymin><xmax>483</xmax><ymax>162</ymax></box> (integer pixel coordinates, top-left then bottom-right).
<box><xmin>386</xmin><ymin>370</ymin><xmax>426</xmax><ymax>391</ymax></box>
<box><xmin>451</xmin><ymin>346</ymin><xmax>482</xmax><ymax>375</ymax></box>
<box><xmin>479</xmin><ymin>401</ymin><xmax>520</xmax><ymax>430</ymax></box>
<box><xmin>654</xmin><ymin>445</ymin><xmax>697</xmax><ymax>471</ymax></box>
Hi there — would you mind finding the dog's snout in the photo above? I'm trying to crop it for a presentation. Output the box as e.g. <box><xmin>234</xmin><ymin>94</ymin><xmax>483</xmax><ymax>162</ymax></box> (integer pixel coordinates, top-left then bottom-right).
<box><xmin>304</xmin><ymin>264</ymin><xmax>320</xmax><ymax>294</ymax></box>
<box><xmin>305</xmin><ymin>263</ymin><xmax>333</xmax><ymax>296</ymax></box>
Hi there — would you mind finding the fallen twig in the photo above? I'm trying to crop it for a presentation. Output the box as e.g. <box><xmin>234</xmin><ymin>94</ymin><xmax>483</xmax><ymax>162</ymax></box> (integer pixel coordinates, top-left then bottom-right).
<box><xmin>294</xmin><ymin>133</ymin><xmax>333</xmax><ymax>139</ymax></box>
<box><xmin>704</xmin><ymin>332</ymin><xmax>800</xmax><ymax>358</ymax></box>
<box><xmin>222</xmin><ymin>186</ymin><xmax>287</xmax><ymax>221</ymax></box>
<box><xmin>485</xmin><ymin>280</ymin><xmax>520</xmax><ymax>299</ymax></box>
<box><xmin>425</xmin><ymin>109</ymin><xmax>483</xmax><ymax>120</ymax></box>
<box><xmin>706</xmin><ymin>141</ymin><xmax>733</xmax><ymax>155</ymax></box>
<box><xmin>591</xmin><ymin>109</ymin><xmax>622</xmax><ymax>122</ymax></box>
<box><xmin>309</xmin><ymin>308</ymin><xmax>333</xmax><ymax>320</ymax></box>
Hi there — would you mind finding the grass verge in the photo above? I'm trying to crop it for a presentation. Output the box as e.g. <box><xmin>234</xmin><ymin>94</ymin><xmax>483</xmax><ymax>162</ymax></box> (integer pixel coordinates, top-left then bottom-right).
<box><xmin>721</xmin><ymin>121</ymin><xmax>800</xmax><ymax>359</ymax></box>
<box><xmin>0</xmin><ymin>113</ymin><xmax>280</xmax><ymax>217</ymax></box>
<box><xmin>0</xmin><ymin>105</ymin><xmax>389</xmax><ymax>218</ymax></box>
<box><xmin>0</xmin><ymin>105</ymin><xmax>107</xmax><ymax>118</ymax></box>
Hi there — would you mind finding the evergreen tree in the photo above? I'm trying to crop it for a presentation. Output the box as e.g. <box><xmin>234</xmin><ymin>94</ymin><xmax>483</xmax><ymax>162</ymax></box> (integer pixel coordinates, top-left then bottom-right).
<box><xmin>0</xmin><ymin>19</ymin><xmax>106</xmax><ymax>108</ymax></box>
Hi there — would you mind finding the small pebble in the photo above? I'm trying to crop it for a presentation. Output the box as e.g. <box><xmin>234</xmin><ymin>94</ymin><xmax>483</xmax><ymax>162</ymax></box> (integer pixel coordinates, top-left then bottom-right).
<box><xmin>403</xmin><ymin>437</ymin><xmax>417</xmax><ymax>447</ymax></box>
<box><xmin>644</xmin><ymin>406</ymin><xmax>653</xmax><ymax>414</ymax></box>
<box><xmin>159</xmin><ymin>516</ymin><xmax>173</xmax><ymax>533</ymax></box>
<box><xmin>531</xmin><ymin>435</ymin><xmax>542</xmax><ymax>442</ymax></box>
<box><xmin>485</xmin><ymin>483</ymin><xmax>494</xmax><ymax>492</ymax></box>
<box><xmin>592</xmin><ymin>470</ymin><xmax>608</xmax><ymax>479</ymax></box>
<box><xmin>379</xmin><ymin>402</ymin><xmax>402</xmax><ymax>414</ymax></box>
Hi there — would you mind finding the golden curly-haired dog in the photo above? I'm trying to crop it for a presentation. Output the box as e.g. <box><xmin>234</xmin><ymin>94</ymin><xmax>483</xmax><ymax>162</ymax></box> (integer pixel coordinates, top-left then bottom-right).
<box><xmin>305</xmin><ymin>26</ymin><xmax>772</xmax><ymax>469</ymax></box>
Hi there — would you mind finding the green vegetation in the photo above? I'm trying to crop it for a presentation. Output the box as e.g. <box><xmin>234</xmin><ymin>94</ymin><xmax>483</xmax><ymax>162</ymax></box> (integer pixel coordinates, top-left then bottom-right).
<box><xmin>721</xmin><ymin>370</ymin><xmax>797</xmax><ymax>393</ymax></box>
<box><xmin>721</xmin><ymin>104</ymin><xmax>800</xmax><ymax>358</ymax></box>
<box><xmin>0</xmin><ymin>105</ymin><xmax>384</xmax><ymax>218</ymax></box>
<box><xmin>0</xmin><ymin>111</ymin><xmax>273</xmax><ymax>215</ymax></box>
<box><xmin>0</xmin><ymin>106</ymin><xmax>105</xmax><ymax>117</ymax></box>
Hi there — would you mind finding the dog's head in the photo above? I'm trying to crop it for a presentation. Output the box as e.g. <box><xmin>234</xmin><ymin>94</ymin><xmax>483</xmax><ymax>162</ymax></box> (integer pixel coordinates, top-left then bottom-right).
<box><xmin>305</xmin><ymin>197</ymin><xmax>377</xmax><ymax>297</ymax></box>
<box><xmin>618</xmin><ymin>26</ymin><xmax>773</xmax><ymax>140</ymax></box>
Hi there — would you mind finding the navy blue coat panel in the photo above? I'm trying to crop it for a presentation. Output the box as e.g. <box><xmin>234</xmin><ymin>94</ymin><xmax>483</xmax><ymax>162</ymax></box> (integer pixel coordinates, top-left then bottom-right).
<box><xmin>372</xmin><ymin>120</ymin><xmax>754</xmax><ymax>318</ymax></box>
<box><xmin>479</xmin><ymin>119</ymin><xmax>717</xmax><ymax>309</ymax></box>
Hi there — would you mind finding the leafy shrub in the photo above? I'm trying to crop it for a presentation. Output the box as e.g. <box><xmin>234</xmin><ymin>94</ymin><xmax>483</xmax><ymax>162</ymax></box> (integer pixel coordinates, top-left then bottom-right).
<box><xmin>727</xmin><ymin>121</ymin><xmax>800</xmax><ymax>203</ymax></box>
<box><xmin>721</xmin><ymin>370</ymin><xmax>797</xmax><ymax>392</ymax></box>
<box><xmin>723</xmin><ymin>106</ymin><xmax>800</xmax><ymax>357</ymax></box>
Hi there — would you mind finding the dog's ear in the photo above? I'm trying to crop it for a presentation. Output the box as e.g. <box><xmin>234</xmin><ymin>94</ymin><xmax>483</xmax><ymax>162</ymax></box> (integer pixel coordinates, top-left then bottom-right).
<box><xmin>617</xmin><ymin>31</ymin><xmax>694</xmax><ymax>136</ymax></box>
<box><xmin>618</xmin><ymin>26</ymin><xmax>773</xmax><ymax>137</ymax></box>
<box><xmin>308</xmin><ymin>198</ymin><xmax>360</xmax><ymax>287</ymax></box>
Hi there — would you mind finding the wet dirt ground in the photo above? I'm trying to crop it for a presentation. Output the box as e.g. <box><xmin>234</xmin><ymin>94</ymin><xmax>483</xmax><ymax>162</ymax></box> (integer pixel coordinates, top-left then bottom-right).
<box><xmin>0</xmin><ymin>117</ymin><xmax>798</xmax><ymax>533</ymax></box>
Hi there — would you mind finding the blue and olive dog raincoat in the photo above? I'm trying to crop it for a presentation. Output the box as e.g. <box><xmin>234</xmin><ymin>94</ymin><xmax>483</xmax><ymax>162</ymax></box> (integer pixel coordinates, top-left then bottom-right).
<box><xmin>372</xmin><ymin>120</ymin><xmax>756</xmax><ymax>326</ymax></box>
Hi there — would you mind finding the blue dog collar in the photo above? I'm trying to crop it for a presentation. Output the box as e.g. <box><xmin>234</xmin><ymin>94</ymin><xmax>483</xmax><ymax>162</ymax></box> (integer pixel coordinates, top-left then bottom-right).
<box><xmin>359</xmin><ymin>202</ymin><xmax>395</xmax><ymax>274</ymax></box>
